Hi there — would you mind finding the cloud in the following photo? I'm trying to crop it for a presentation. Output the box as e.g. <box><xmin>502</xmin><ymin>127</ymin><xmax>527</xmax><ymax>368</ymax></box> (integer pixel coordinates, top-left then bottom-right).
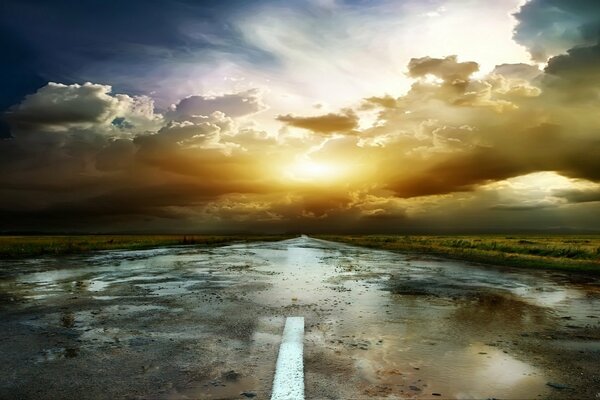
<box><xmin>513</xmin><ymin>0</ymin><xmax>600</xmax><ymax>61</ymax></box>
<box><xmin>492</xmin><ymin>63</ymin><xmax>542</xmax><ymax>81</ymax></box>
<box><xmin>147</xmin><ymin>116</ymin><xmax>231</xmax><ymax>150</ymax></box>
<box><xmin>4</xmin><ymin>82</ymin><xmax>163</xmax><ymax>135</ymax></box>
<box><xmin>542</xmin><ymin>43</ymin><xmax>600</xmax><ymax>104</ymax></box>
<box><xmin>95</xmin><ymin>139</ymin><xmax>136</xmax><ymax>171</ymax></box>
<box><xmin>276</xmin><ymin>110</ymin><xmax>358</xmax><ymax>134</ymax></box>
<box><xmin>168</xmin><ymin>89</ymin><xmax>267</xmax><ymax>120</ymax></box>
<box><xmin>490</xmin><ymin>202</ymin><xmax>558</xmax><ymax>211</ymax></box>
<box><xmin>546</xmin><ymin>44</ymin><xmax>600</xmax><ymax>79</ymax></box>
<box><xmin>5</xmin><ymin>82</ymin><xmax>124</xmax><ymax>131</ymax></box>
<box><xmin>554</xmin><ymin>188</ymin><xmax>600</xmax><ymax>203</ymax></box>
<box><xmin>385</xmin><ymin>149</ymin><xmax>525</xmax><ymax>198</ymax></box>
<box><xmin>407</xmin><ymin>55</ymin><xmax>479</xmax><ymax>82</ymax></box>
<box><xmin>392</xmin><ymin>56</ymin><xmax>541</xmax><ymax>113</ymax></box>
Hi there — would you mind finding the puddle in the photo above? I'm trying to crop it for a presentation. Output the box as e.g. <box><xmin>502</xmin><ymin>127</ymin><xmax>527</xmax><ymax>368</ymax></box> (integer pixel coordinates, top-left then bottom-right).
<box><xmin>92</xmin><ymin>295</ymin><xmax>119</xmax><ymax>300</ymax></box>
<box><xmin>102</xmin><ymin>304</ymin><xmax>169</xmax><ymax>314</ymax></box>
<box><xmin>353</xmin><ymin>341</ymin><xmax>548</xmax><ymax>399</ymax></box>
<box><xmin>135</xmin><ymin>280</ymin><xmax>203</xmax><ymax>296</ymax></box>
<box><xmin>87</xmin><ymin>279</ymin><xmax>110</xmax><ymax>292</ymax></box>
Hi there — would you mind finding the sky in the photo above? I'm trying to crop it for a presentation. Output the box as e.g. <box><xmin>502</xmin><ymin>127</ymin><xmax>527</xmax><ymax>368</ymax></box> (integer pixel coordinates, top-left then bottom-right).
<box><xmin>1</xmin><ymin>0</ymin><xmax>599</xmax><ymax>233</ymax></box>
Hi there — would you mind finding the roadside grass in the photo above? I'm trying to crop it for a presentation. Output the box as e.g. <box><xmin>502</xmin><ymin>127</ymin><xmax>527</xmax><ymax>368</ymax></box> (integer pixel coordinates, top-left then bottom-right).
<box><xmin>315</xmin><ymin>235</ymin><xmax>600</xmax><ymax>274</ymax></box>
<box><xmin>0</xmin><ymin>234</ymin><xmax>293</xmax><ymax>259</ymax></box>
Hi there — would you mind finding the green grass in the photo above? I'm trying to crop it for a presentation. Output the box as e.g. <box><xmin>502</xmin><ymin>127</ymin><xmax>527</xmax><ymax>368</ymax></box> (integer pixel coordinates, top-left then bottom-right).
<box><xmin>0</xmin><ymin>234</ymin><xmax>293</xmax><ymax>259</ymax></box>
<box><xmin>315</xmin><ymin>234</ymin><xmax>600</xmax><ymax>274</ymax></box>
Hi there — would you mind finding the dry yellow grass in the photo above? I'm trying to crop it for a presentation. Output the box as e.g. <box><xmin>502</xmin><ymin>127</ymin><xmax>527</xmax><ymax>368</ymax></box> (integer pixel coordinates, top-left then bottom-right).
<box><xmin>0</xmin><ymin>234</ymin><xmax>291</xmax><ymax>258</ymax></box>
<box><xmin>316</xmin><ymin>234</ymin><xmax>600</xmax><ymax>274</ymax></box>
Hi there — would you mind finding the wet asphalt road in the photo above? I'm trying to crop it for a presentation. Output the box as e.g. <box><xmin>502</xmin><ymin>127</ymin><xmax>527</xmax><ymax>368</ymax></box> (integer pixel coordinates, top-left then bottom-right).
<box><xmin>0</xmin><ymin>236</ymin><xmax>599</xmax><ymax>399</ymax></box>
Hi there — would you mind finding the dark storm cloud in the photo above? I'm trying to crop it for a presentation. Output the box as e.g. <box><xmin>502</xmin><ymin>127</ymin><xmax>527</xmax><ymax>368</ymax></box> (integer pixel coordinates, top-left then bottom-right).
<box><xmin>554</xmin><ymin>188</ymin><xmax>600</xmax><ymax>203</ymax></box>
<box><xmin>546</xmin><ymin>43</ymin><xmax>600</xmax><ymax>79</ymax></box>
<box><xmin>544</xmin><ymin>43</ymin><xmax>600</xmax><ymax>103</ymax></box>
<box><xmin>45</xmin><ymin>182</ymin><xmax>270</xmax><ymax>218</ymax></box>
<box><xmin>498</xmin><ymin>1</ymin><xmax>600</xmax><ymax>106</ymax></box>
<box><xmin>0</xmin><ymin>0</ymin><xmax>275</xmax><ymax>114</ymax></box>
<box><xmin>387</xmin><ymin>148</ymin><xmax>527</xmax><ymax>198</ymax></box>
<box><xmin>490</xmin><ymin>203</ymin><xmax>557</xmax><ymax>211</ymax></box>
<box><xmin>513</xmin><ymin>0</ymin><xmax>600</xmax><ymax>61</ymax></box>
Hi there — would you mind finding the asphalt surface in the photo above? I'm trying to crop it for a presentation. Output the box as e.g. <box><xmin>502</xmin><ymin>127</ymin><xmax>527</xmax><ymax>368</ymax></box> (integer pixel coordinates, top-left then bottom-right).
<box><xmin>0</xmin><ymin>236</ymin><xmax>599</xmax><ymax>399</ymax></box>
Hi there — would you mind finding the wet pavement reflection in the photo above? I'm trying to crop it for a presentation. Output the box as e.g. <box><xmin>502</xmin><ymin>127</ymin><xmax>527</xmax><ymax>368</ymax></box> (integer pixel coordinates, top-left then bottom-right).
<box><xmin>0</xmin><ymin>236</ymin><xmax>598</xmax><ymax>399</ymax></box>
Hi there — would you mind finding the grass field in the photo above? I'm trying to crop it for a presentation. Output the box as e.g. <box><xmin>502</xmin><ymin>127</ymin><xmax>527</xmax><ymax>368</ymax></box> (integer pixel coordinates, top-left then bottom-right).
<box><xmin>316</xmin><ymin>234</ymin><xmax>600</xmax><ymax>274</ymax></box>
<box><xmin>0</xmin><ymin>234</ymin><xmax>292</xmax><ymax>259</ymax></box>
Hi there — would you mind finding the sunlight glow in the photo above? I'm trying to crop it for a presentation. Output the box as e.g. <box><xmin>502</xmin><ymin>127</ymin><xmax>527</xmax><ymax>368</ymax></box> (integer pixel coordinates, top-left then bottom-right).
<box><xmin>285</xmin><ymin>158</ymin><xmax>343</xmax><ymax>182</ymax></box>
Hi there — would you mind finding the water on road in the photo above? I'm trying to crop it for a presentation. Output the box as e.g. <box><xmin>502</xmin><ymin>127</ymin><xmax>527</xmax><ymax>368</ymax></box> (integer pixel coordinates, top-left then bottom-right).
<box><xmin>0</xmin><ymin>236</ymin><xmax>599</xmax><ymax>399</ymax></box>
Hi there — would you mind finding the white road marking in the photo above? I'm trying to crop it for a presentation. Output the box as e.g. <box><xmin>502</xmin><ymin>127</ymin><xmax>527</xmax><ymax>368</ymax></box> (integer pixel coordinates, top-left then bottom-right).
<box><xmin>271</xmin><ymin>317</ymin><xmax>305</xmax><ymax>400</ymax></box>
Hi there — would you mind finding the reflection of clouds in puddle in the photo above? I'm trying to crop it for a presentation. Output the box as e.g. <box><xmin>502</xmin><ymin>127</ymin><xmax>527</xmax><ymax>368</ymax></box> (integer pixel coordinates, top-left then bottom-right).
<box><xmin>509</xmin><ymin>285</ymin><xmax>600</xmax><ymax>323</ymax></box>
<box><xmin>18</xmin><ymin>269</ymin><xmax>83</xmax><ymax>284</ymax></box>
<box><xmin>448</xmin><ymin>292</ymin><xmax>549</xmax><ymax>332</ymax></box>
<box><xmin>353</xmin><ymin>338</ymin><xmax>547</xmax><ymax>399</ymax></box>
<box><xmin>386</xmin><ymin>255</ymin><xmax>599</xmax><ymax>326</ymax></box>
<box><xmin>86</xmin><ymin>273</ymin><xmax>173</xmax><ymax>293</ymax></box>
<box><xmin>92</xmin><ymin>295</ymin><xmax>119</xmax><ymax>300</ymax></box>
<box><xmin>321</xmin><ymin>272</ymin><xmax>551</xmax><ymax>399</ymax></box>
<box><xmin>511</xmin><ymin>285</ymin><xmax>578</xmax><ymax>307</ymax></box>
<box><xmin>470</xmin><ymin>344</ymin><xmax>533</xmax><ymax>379</ymax></box>
<box><xmin>87</xmin><ymin>279</ymin><xmax>110</xmax><ymax>292</ymax></box>
<box><xmin>453</xmin><ymin>343</ymin><xmax>547</xmax><ymax>399</ymax></box>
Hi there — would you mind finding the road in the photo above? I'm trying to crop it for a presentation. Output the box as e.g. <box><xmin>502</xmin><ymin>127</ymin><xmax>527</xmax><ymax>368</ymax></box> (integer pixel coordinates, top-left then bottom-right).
<box><xmin>0</xmin><ymin>236</ymin><xmax>599</xmax><ymax>399</ymax></box>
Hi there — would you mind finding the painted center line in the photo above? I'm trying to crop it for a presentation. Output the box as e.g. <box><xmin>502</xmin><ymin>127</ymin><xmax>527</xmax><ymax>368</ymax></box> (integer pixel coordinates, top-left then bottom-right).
<box><xmin>271</xmin><ymin>317</ymin><xmax>305</xmax><ymax>400</ymax></box>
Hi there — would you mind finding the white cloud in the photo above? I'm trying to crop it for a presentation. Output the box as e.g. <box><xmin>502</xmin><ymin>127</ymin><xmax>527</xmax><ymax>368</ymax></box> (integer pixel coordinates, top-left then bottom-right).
<box><xmin>5</xmin><ymin>82</ymin><xmax>163</xmax><ymax>136</ymax></box>
<box><xmin>233</xmin><ymin>0</ymin><xmax>530</xmax><ymax>111</ymax></box>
